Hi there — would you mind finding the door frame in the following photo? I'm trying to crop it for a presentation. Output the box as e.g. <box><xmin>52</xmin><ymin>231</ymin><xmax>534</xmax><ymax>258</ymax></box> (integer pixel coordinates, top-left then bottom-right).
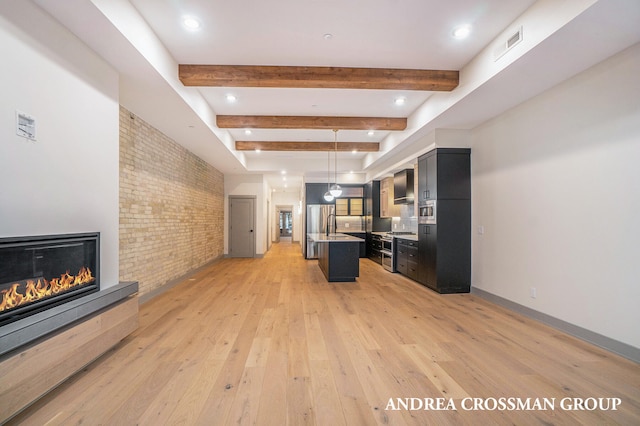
<box><xmin>228</xmin><ymin>195</ymin><xmax>257</xmax><ymax>258</ymax></box>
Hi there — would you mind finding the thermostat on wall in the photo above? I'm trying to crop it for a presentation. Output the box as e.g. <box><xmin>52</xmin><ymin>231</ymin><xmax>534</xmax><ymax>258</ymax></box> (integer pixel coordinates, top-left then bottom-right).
<box><xmin>16</xmin><ymin>110</ymin><xmax>36</xmax><ymax>140</ymax></box>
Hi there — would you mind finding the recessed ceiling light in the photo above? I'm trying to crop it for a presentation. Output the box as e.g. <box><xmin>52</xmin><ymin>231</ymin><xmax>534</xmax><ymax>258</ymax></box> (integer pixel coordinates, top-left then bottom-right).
<box><xmin>226</xmin><ymin>94</ymin><xmax>237</xmax><ymax>102</ymax></box>
<box><xmin>367</xmin><ymin>130</ymin><xmax>375</xmax><ymax>137</ymax></box>
<box><xmin>244</xmin><ymin>129</ymin><xmax>252</xmax><ymax>135</ymax></box>
<box><xmin>323</xmin><ymin>33</ymin><xmax>333</xmax><ymax>40</ymax></box>
<box><xmin>352</xmin><ymin>149</ymin><xmax>357</xmax><ymax>154</ymax></box>
<box><xmin>452</xmin><ymin>25</ymin><xmax>472</xmax><ymax>39</ymax></box>
<box><xmin>281</xmin><ymin>170</ymin><xmax>286</xmax><ymax>175</ymax></box>
<box><xmin>394</xmin><ymin>97</ymin><xmax>406</xmax><ymax>106</ymax></box>
<box><xmin>182</xmin><ymin>16</ymin><xmax>201</xmax><ymax>30</ymax></box>
<box><xmin>255</xmin><ymin>148</ymin><xmax>261</xmax><ymax>153</ymax></box>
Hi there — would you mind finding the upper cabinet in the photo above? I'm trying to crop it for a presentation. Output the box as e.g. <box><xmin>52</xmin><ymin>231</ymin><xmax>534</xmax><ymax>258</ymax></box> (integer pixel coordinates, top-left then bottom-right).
<box><xmin>418</xmin><ymin>148</ymin><xmax>471</xmax><ymax>202</ymax></box>
<box><xmin>380</xmin><ymin>177</ymin><xmax>401</xmax><ymax>218</ymax></box>
<box><xmin>335</xmin><ymin>198</ymin><xmax>349</xmax><ymax>215</ymax></box>
<box><xmin>349</xmin><ymin>198</ymin><xmax>363</xmax><ymax>215</ymax></box>
<box><xmin>393</xmin><ymin>169</ymin><xmax>414</xmax><ymax>204</ymax></box>
<box><xmin>336</xmin><ymin>198</ymin><xmax>363</xmax><ymax>216</ymax></box>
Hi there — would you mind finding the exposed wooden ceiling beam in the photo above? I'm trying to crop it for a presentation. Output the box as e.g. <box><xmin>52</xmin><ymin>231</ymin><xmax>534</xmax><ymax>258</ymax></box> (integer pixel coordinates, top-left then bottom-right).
<box><xmin>179</xmin><ymin>65</ymin><xmax>459</xmax><ymax>91</ymax></box>
<box><xmin>236</xmin><ymin>141</ymin><xmax>379</xmax><ymax>152</ymax></box>
<box><xmin>217</xmin><ymin>115</ymin><xmax>406</xmax><ymax>130</ymax></box>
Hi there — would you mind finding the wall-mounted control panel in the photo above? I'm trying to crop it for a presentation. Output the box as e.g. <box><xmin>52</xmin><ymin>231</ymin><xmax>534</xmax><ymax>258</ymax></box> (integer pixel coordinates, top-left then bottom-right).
<box><xmin>16</xmin><ymin>111</ymin><xmax>36</xmax><ymax>140</ymax></box>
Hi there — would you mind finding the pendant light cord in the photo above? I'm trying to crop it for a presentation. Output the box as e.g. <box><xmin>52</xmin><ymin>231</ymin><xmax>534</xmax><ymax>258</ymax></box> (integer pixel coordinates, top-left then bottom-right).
<box><xmin>334</xmin><ymin>129</ymin><xmax>338</xmax><ymax>184</ymax></box>
<box><xmin>327</xmin><ymin>147</ymin><xmax>331</xmax><ymax>191</ymax></box>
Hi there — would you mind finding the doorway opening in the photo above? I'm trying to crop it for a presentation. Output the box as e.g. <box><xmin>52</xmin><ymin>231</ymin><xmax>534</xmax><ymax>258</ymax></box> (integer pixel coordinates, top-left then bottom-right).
<box><xmin>279</xmin><ymin>210</ymin><xmax>292</xmax><ymax>242</ymax></box>
<box><xmin>275</xmin><ymin>205</ymin><xmax>294</xmax><ymax>244</ymax></box>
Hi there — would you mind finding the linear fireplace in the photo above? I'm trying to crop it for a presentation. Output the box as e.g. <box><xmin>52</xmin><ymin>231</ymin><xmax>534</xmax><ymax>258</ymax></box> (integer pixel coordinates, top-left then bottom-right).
<box><xmin>0</xmin><ymin>233</ymin><xmax>99</xmax><ymax>326</ymax></box>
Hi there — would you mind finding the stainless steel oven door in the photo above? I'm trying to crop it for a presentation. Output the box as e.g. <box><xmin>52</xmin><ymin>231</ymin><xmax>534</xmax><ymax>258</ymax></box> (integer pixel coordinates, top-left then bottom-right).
<box><xmin>381</xmin><ymin>250</ymin><xmax>394</xmax><ymax>272</ymax></box>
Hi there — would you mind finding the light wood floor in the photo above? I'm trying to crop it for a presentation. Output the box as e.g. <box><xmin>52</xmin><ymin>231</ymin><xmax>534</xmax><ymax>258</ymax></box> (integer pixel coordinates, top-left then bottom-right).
<box><xmin>9</xmin><ymin>242</ymin><xmax>640</xmax><ymax>425</ymax></box>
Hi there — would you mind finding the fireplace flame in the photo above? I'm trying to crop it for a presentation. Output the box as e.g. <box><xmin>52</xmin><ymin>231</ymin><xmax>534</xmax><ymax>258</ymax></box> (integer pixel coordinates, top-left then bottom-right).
<box><xmin>0</xmin><ymin>267</ymin><xmax>95</xmax><ymax>313</ymax></box>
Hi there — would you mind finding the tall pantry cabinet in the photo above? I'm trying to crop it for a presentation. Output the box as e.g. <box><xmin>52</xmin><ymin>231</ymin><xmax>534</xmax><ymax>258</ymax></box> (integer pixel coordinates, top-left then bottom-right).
<box><xmin>417</xmin><ymin>148</ymin><xmax>471</xmax><ymax>293</ymax></box>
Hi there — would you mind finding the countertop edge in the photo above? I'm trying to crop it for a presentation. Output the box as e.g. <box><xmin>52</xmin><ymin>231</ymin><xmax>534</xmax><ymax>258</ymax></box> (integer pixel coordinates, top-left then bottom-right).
<box><xmin>307</xmin><ymin>233</ymin><xmax>365</xmax><ymax>243</ymax></box>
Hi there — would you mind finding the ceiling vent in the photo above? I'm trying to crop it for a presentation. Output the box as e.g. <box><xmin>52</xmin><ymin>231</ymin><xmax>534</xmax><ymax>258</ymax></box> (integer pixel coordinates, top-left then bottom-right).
<box><xmin>494</xmin><ymin>26</ymin><xmax>523</xmax><ymax>61</ymax></box>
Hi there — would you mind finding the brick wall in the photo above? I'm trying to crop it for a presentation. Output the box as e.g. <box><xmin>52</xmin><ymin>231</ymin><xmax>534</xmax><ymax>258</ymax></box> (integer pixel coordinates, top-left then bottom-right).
<box><xmin>119</xmin><ymin>107</ymin><xmax>224</xmax><ymax>296</ymax></box>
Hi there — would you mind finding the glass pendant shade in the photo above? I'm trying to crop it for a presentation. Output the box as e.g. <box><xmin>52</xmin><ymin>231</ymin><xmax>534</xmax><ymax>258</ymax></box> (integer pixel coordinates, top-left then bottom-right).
<box><xmin>329</xmin><ymin>184</ymin><xmax>342</xmax><ymax>197</ymax></box>
<box><xmin>323</xmin><ymin>191</ymin><xmax>334</xmax><ymax>202</ymax></box>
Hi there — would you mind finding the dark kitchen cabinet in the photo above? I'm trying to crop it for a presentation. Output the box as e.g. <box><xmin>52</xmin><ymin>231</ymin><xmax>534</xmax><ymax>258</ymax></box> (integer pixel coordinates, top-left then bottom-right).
<box><xmin>343</xmin><ymin>232</ymin><xmax>366</xmax><ymax>258</ymax></box>
<box><xmin>365</xmin><ymin>181</ymin><xmax>391</xmax><ymax>263</ymax></box>
<box><xmin>418</xmin><ymin>149</ymin><xmax>470</xmax><ymax>202</ymax></box>
<box><xmin>416</xmin><ymin>148</ymin><xmax>471</xmax><ymax>293</ymax></box>
<box><xmin>395</xmin><ymin>240</ymin><xmax>407</xmax><ymax>275</ymax></box>
<box><xmin>418</xmin><ymin>156</ymin><xmax>428</xmax><ymax>203</ymax></box>
<box><xmin>418</xmin><ymin>225</ymin><xmax>437</xmax><ymax>288</ymax></box>
<box><xmin>395</xmin><ymin>238</ymin><xmax>419</xmax><ymax>281</ymax></box>
<box><xmin>305</xmin><ymin>183</ymin><xmax>335</xmax><ymax>205</ymax></box>
<box><xmin>426</xmin><ymin>153</ymin><xmax>437</xmax><ymax>200</ymax></box>
<box><xmin>418</xmin><ymin>200</ymin><xmax>471</xmax><ymax>293</ymax></box>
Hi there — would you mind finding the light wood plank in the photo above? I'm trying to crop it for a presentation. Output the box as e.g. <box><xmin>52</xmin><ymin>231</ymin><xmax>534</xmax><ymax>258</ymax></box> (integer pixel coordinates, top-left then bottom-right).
<box><xmin>217</xmin><ymin>115</ymin><xmax>406</xmax><ymax>130</ymax></box>
<box><xmin>236</xmin><ymin>140</ymin><xmax>380</xmax><ymax>152</ymax></box>
<box><xmin>179</xmin><ymin>64</ymin><xmax>459</xmax><ymax>91</ymax></box>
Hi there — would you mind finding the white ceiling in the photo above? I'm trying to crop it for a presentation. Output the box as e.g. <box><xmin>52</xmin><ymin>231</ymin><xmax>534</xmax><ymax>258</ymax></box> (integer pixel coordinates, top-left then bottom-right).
<box><xmin>33</xmin><ymin>0</ymin><xmax>640</xmax><ymax>193</ymax></box>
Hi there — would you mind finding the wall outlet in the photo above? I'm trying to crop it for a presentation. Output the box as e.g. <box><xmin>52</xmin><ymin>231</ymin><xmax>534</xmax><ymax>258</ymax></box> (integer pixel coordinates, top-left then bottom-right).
<box><xmin>530</xmin><ymin>287</ymin><xmax>537</xmax><ymax>298</ymax></box>
<box><xmin>478</xmin><ymin>226</ymin><xmax>485</xmax><ymax>235</ymax></box>
<box><xmin>345</xmin><ymin>223</ymin><xmax>349</xmax><ymax>228</ymax></box>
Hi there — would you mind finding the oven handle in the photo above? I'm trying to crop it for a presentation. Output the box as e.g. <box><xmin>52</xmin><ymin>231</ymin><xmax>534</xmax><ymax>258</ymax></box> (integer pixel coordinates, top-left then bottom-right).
<box><xmin>380</xmin><ymin>249</ymin><xmax>392</xmax><ymax>256</ymax></box>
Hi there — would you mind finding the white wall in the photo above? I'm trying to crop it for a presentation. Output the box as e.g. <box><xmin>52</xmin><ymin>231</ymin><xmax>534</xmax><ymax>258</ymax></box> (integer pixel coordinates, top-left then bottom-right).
<box><xmin>224</xmin><ymin>174</ymin><xmax>267</xmax><ymax>256</ymax></box>
<box><xmin>0</xmin><ymin>3</ymin><xmax>120</xmax><ymax>288</ymax></box>
<box><xmin>471</xmin><ymin>43</ymin><xmax>640</xmax><ymax>349</ymax></box>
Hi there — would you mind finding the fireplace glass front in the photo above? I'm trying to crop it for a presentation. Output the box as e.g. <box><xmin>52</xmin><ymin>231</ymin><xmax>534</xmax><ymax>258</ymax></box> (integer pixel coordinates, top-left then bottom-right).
<box><xmin>0</xmin><ymin>233</ymin><xmax>99</xmax><ymax>326</ymax></box>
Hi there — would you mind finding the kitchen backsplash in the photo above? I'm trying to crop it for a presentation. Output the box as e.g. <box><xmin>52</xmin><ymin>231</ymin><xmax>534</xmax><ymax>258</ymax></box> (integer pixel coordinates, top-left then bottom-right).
<box><xmin>391</xmin><ymin>204</ymin><xmax>418</xmax><ymax>233</ymax></box>
<box><xmin>336</xmin><ymin>216</ymin><xmax>365</xmax><ymax>232</ymax></box>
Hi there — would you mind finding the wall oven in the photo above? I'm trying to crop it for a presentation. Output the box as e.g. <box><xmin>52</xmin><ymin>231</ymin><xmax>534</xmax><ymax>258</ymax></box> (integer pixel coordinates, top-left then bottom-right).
<box><xmin>380</xmin><ymin>235</ymin><xmax>394</xmax><ymax>272</ymax></box>
<box><xmin>418</xmin><ymin>200</ymin><xmax>436</xmax><ymax>224</ymax></box>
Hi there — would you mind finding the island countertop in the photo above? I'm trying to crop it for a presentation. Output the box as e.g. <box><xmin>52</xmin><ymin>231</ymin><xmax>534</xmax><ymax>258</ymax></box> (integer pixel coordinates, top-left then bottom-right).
<box><xmin>307</xmin><ymin>233</ymin><xmax>365</xmax><ymax>243</ymax></box>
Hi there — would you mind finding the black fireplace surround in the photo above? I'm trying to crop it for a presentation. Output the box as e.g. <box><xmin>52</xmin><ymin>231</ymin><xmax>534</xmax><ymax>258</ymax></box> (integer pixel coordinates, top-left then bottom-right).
<box><xmin>0</xmin><ymin>233</ymin><xmax>99</xmax><ymax>326</ymax></box>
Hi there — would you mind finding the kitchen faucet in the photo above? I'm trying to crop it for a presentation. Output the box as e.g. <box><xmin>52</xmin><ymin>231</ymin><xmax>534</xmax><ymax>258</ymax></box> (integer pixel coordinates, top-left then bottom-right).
<box><xmin>326</xmin><ymin>213</ymin><xmax>336</xmax><ymax>236</ymax></box>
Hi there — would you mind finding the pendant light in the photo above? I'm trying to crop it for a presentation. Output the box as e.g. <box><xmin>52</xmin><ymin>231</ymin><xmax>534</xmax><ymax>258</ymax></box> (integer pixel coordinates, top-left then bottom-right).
<box><xmin>323</xmin><ymin>144</ymin><xmax>334</xmax><ymax>202</ymax></box>
<box><xmin>329</xmin><ymin>129</ymin><xmax>342</xmax><ymax>197</ymax></box>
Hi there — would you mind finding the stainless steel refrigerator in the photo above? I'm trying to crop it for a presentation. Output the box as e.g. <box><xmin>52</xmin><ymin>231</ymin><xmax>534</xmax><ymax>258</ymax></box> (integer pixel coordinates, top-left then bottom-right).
<box><xmin>305</xmin><ymin>204</ymin><xmax>335</xmax><ymax>259</ymax></box>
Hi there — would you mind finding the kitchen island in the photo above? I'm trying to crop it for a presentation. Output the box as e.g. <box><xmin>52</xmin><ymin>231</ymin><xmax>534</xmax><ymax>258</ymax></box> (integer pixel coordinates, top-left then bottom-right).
<box><xmin>307</xmin><ymin>233</ymin><xmax>365</xmax><ymax>282</ymax></box>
